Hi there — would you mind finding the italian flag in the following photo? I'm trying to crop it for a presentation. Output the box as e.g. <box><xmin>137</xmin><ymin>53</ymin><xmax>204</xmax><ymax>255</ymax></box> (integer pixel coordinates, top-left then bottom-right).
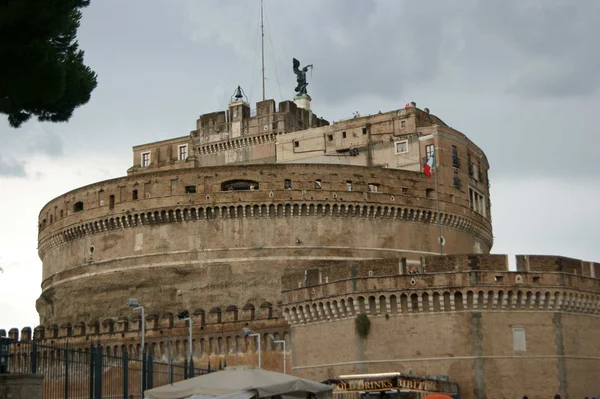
<box><xmin>423</xmin><ymin>153</ymin><xmax>434</xmax><ymax>177</ymax></box>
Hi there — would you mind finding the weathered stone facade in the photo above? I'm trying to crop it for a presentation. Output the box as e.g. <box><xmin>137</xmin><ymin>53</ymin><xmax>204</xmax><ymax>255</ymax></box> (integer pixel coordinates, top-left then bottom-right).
<box><xmin>10</xmin><ymin>97</ymin><xmax>594</xmax><ymax>398</ymax></box>
<box><xmin>281</xmin><ymin>255</ymin><xmax>600</xmax><ymax>399</ymax></box>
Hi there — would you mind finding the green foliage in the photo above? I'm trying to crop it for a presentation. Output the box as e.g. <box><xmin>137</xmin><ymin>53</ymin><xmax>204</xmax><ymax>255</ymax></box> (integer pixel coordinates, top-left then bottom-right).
<box><xmin>355</xmin><ymin>313</ymin><xmax>371</xmax><ymax>338</ymax></box>
<box><xmin>0</xmin><ymin>0</ymin><xmax>98</xmax><ymax>128</ymax></box>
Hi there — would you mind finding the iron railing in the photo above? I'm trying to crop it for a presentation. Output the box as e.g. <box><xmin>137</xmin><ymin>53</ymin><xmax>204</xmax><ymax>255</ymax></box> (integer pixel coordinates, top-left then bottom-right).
<box><xmin>5</xmin><ymin>341</ymin><xmax>215</xmax><ymax>399</ymax></box>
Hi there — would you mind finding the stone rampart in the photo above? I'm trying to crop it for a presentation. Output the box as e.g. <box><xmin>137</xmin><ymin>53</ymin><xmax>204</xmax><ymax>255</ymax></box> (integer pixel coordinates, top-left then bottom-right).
<box><xmin>279</xmin><ymin>254</ymin><xmax>600</xmax><ymax>399</ymax></box>
<box><xmin>36</xmin><ymin>164</ymin><xmax>493</xmax><ymax>328</ymax></box>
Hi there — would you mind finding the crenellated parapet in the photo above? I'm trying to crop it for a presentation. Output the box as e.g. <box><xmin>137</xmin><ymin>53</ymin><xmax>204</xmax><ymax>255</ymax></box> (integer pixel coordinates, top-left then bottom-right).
<box><xmin>280</xmin><ymin>254</ymin><xmax>600</xmax><ymax>325</ymax></box>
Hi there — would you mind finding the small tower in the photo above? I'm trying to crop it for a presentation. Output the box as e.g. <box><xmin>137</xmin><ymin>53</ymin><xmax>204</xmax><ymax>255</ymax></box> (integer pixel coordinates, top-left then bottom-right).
<box><xmin>228</xmin><ymin>86</ymin><xmax>250</xmax><ymax>139</ymax></box>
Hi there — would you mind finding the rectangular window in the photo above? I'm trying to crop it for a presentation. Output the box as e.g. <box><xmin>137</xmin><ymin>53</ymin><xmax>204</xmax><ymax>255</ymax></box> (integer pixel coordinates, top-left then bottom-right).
<box><xmin>425</xmin><ymin>144</ymin><xmax>434</xmax><ymax>160</ymax></box>
<box><xmin>132</xmin><ymin>189</ymin><xmax>138</xmax><ymax>200</ymax></box>
<box><xmin>185</xmin><ymin>185</ymin><xmax>197</xmax><ymax>194</ymax></box>
<box><xmin>178</xmin><ymin>145</ymin><xmax>188</xmax><ymax>161</ymax></box>
<box><xmin>452</xmin><ymin>145</ymin><xmax>460</xmax><ymax>168</ymax></box>
<box><xmin>342</xmin><ymin>131</ymin><xmax>347</xmax><ymax>139</ymax></box>
<box><xmin>473</xmin><ymin>161</ymin><xmax>480</xmax><ymax>181</ymax></box>
<box><xmin>454</xmin><ymin>170</ymin><xmax>462</xmax><ymax>189</ymax></box>
<box><xmin>109</xmin><ymin>195</ymin><xmax>115</xmax><ymax>210</ymax></box>
<box><xmin>294</xmin><ymin>141</ymin><xmax>299</xmax><ymax>148</ymax></box>
<box><xmin>141</xmin><ymin>152</ymin><xmax>150</xmax><ymax>167</ymax></box>
<box><xmin>362</xmin><ymin>127</ymin><xmax>367</xmax><ymax>135</ymax></box>
<box><xmin>314</xmin><ymin>179</ymin><xmax>322</xmax><ymax>189</ymax></box>
<box><xmin>284</xmin><ymin>179</ymin><xmax>292</xmax><ymax>189</ymax></box>
<box><xmin>328</xmin><ymin>134</ymin><xmax>334</xmax><ymax>141</ymax></box>
<box><xmin>368</xmin><ymin>183</ymin><xmax>379</xmax><ymax>193</ymax></box>
<box><xmin>395</xmin><ymin>140</ymin><xmax>409</xmax><ymax>154</ymax></box>
<box><xmin>401</xmin><ymin>120</ymin><xmax>406</xmax><ymax>128</ymax></box>
<box><xmin>512</xmin><ymin>327</ymin><xmax>526</xmax><ymax>351</ymax></box>
<box><xmin>346</xmin><ymin>181</ymin><xmax>353</xmax><ymax>191</ymax></box>
<box><xmin>469</xmin><ymin>187</ymin><xmax>486</xmax><ymax>217</ymax></box>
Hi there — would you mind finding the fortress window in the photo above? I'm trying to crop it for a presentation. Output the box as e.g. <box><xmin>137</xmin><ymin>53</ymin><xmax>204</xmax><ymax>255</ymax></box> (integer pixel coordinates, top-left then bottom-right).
<box><xmin>73</xmin><ymin>202</ymin><xmax>84</xmax><ymax>213</ymax></box>
<box><xmin>346</xmin><ymin>181</ymin><xmax>353</xmax><ymax>191</ymax></box>
<box><xmin>50</xmin><ymin>215</ymin><xmax>53</xmax><ymax>223</ymax></box>
<box><xmin>141</xmin><ymin>152</ymin><xmax>150</xmax><ymax>167</ymax></box>
<box><xmin>185</xmin><ymin>185</ymin><xmax>197</xmax><ymax>194</ymax></box>
<box><xmin>109</xmin><ymin>195</ymin><xmax>115</xmax><ymax>209</ymax></box>
<box><xmin>342</xmin><ymin>131</ymin><xmax>347</xmax><ymax>139</ymax></box>
<box><xmin>452</xmin><ymin>145</ymin><xmax>460</xmax><ymax>168</ymax></box>
<box><xmin>314</xmin><ymin>179</ymin><xmax>322</xmax><ymax>189</ymax></box>
<box><xmin>368</xmin><ymin>183</ymin><xmax>379</xmax><ymax>193</ymax></box>
<box><xmin>453</xmin><ymin>170</ymin><xmax>462</xmax><ymax>190</ymax></box>
<box><xmin>328</xmin><ymin>134</ymin><xmax>333</xmax><ymax>141</ymax></box>
<box><xmin>178</xmin><ymin>144</ymin><xmax>188</xmax><ymax>161</ymax></box>
<box><xmin>284</xmin><ymin>179</ymin><xmax>292</xmax><ymax>190</ymax></box>
<box><xmin>512</xmin><ymin>327</ymin><xmax>526</xmax><ymax>351</ymax></box>
<box><xmin>132</xmin><ymin>189</ymin><xmax>138</xmax><ymax>200</ymax></box>
<box><xmin>425</xmin><ymin>144</ymin><xmax>434</xmax><ymax>160</ymax></box>
<box><xmin>469</xmin><ymin>187</ymin><xmax>486</xmax><ymax>217</ymax></box>
<box><xmin>60</xmin><ymin>210</ymin><xmax>63</xmax><ymax>218</ymax></box>
<box><xmin>426</xmin><ymin>188</ymin><xmax>435</xmax><ymax>198</ymax></box>
<box><xmin>362</xmin><ymin>127</ymin><xmax>367</xmax><ymax>135</ymax></box>
<box><xmin>221</xmin><ymin>180</ymin><xmax>259</xmax><ymax>191</ymax></box>
<box><xmin>395</xmin><ymin>140</ymin><xmax>408</xmax><ymax>154</ymax></box>
<box><xmin>401</xmin><ymin>120</ymin><xmax>406</xmax><ymax>128</ymax></box>
<box><xmin>294</xmin><ymin>141</ymin><xmax>299</xmax><ymax>148</ymax></box>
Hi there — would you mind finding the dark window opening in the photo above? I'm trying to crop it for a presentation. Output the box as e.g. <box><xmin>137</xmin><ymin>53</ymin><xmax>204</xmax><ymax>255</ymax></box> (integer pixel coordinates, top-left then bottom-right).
<box><xmin>401</xmin><ymin>120</ymin><xmax>406</xmax><ymax>128</ymax></box>
<box><xmin>362</xmin><ymin>127</ymin><xmax>367</xmax><ymax>135</ymax></box>
<box><xmin>495</xmin><ymin>276</ymin><xmax>504</xmax><ymax>282</ymax></box>
<box><xmin>284</xmin><ymin>179</ymin><xmax>292</xmax><ymax>190</ymax></box>
<box><xmin>314</xmin><ymin>179</ymin><xmax>322</xmax><ymax>189</ymax></box>
<box><xmin>60</xmin><ymin>210</ymin><xmax>64</xmax><ymax>218</ymax></box>
<box><xmin>532</xmin><ymin>276</ymin><xmax>541</xmax><ymax>282</ymax></box>
<box><xmin>109</xmin><ymin>195</ymin><xmax>115</xmax><ymax>210</ymax></box>
<box><xmin>453</xmin><ymin>170</ymin><xmax>462</xmax><ymax>189</ymax></box>
<box><xmin>346</xmin><ymin>181</ymin><xmax>353</xmax><ymax>191</ymax></box>
<box><xmin>50</xmin><ymin>215</ymin><xmax>53</xmax><ymax>223</ymax></box>
<box><xmin>426</xmin><ymin>188</ymin><xmax>435</xmax><ymax>198</ymax></box>
<box><xmin>73</xmin><ymin>202</ymin><xmax>84</xmax><ymax>213</ymax></box>
<box><xmin>328</xmin><ymin>134</ymin><xmax>333</xmax><ymax>141</ymax></box>
<box><xmin>294</xmin><ymin>141</ymin><xmax>299</xmax><ymax>148</ymax></box>
<box><xmin>401</xmin><ymin>188</ymin><xmax>408</xmax><ymax>194</ymax></box>
<box><xmin>342</xmin><ymin>131</ymin><xmax>347</xmax><ymax>138</ymax></box>
<box><xmin>425</xmin><ymin>144</ymin><xmax>434</xmax><ymax>160</ymax></box>
<box><xmin>185</xmin><ymin>186</ymin><xmax>197</xmax><ymax>194</ymax></box>
<box><xmin>221</xmin><ymin>180</ymin><xmax>259</xmax><ymax>191</ymax></box>
<box><xmin>132</xmin><ymin>190</ymin><xmax>138</xmax><ymax>200</ymax></box>
<box><xmin>452</xmin><ymin>145</ymin><xmax>460</xmax><ymax>168</ymax></box>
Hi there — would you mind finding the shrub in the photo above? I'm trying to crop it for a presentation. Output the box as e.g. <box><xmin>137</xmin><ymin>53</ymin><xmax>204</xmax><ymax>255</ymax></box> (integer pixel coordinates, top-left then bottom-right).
<box><xmin>355</xmin><ymin>314</ymin><xmax>371</xmax><ymax>337</ymax></box>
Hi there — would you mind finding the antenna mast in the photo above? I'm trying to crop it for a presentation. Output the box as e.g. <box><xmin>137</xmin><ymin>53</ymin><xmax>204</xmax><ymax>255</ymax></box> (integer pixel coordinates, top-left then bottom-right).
<box><xmin>260</xmin><ymin>0</ymin><xmax>266</xmax><ymax>101</ymax></box>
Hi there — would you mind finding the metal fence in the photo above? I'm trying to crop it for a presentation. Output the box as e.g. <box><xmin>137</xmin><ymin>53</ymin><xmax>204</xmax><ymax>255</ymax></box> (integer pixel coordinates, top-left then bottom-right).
<box><xmin>5</xmin><ymin>341</ymin><xmax>214</xmax><ymax>399</ymax></box>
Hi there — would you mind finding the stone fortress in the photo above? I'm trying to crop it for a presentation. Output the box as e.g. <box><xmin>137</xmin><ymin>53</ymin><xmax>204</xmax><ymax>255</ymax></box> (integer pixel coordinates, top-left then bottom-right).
<box><xmin>3</xmin><ymin>89</ymin><xmax>599</xmax><ymax>399</ymax></box>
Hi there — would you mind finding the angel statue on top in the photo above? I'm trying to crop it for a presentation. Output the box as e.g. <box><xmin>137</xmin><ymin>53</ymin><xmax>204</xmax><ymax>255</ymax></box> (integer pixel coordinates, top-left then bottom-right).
<box><xmin>293</xmin><ymin>58</ymin><xmax>313</xmax><ymax>96</ymax></box>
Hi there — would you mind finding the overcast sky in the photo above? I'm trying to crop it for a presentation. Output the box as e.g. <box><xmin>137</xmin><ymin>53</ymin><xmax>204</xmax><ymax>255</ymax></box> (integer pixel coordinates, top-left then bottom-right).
<box><xmin>1</xmin><ymin>0</ymin><xmax>599</xmax><ymax>331</ymax></box>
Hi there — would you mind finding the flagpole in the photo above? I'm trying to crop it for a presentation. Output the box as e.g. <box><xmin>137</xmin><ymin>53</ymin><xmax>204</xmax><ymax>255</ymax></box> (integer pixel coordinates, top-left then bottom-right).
<box><xmin>433</xmin><ymin>147</ymin><xmax>443</xmax><ymax>255</ymax></box>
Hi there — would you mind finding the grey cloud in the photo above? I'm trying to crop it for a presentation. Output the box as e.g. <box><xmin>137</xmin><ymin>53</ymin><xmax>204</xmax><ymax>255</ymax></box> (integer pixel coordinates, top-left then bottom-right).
<box><xmin>0</xmin><ymin>157</ymin><xmax>26</xmax><ymax>177</ymax></box>
<box><xmin>27</xmin><ymin>130</ymin><xmax>64</xmax><ymax>157</ymax></box>
<box><xmin>185</xmin><ymin>0</ymin><xmax>600</xmax><ymax>103</ymax></box>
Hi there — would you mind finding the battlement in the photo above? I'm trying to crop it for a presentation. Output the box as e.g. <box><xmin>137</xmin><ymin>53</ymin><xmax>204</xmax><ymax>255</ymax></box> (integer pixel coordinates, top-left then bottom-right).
<box><xmin>280</xmin><ymin>254</ymin><xmax>600</xmax><ymax>326</ymax></box>
<box><xmin>281</xmin><ymin>254</ymin><xmax>599</xmax><ymax>292</ymax></box>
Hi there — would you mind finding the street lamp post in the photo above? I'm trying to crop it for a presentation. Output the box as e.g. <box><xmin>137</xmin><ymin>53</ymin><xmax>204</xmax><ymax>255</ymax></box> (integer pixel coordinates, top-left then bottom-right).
<box><xmin>128</xmin><ymin>298</ymin><xmax>145</xmax><ymax>396</ymax></box>
<box><xmin>178</xmin><ymin>314</ymin><xmax>193</xmax><ymax>361</ymax></box>
<box><xmin>273</xmin><ymin>339</ymin><xmax>286</xmax><ymax>374</ymax></box>
<box><xmin>249</xmin><ymin>333</ymin><xmax>261</xmax><ymax>368</ymax></box>
<box><xmin>128</xmin><ymin>298</ymin><xmax>145</xmax><ymax>358</ymax></box>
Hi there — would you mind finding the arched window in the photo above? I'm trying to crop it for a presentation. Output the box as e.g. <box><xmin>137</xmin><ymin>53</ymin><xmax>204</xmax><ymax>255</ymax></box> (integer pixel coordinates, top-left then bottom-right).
<box><xmin>221</xmin><ymin>180</ymin><xmax>259</xmax><ymax>191</ymax></box>
<box><xmin>73</xmin><ymin>201</ymin><xmax>84</xmax><ymax>213</ymax></box>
